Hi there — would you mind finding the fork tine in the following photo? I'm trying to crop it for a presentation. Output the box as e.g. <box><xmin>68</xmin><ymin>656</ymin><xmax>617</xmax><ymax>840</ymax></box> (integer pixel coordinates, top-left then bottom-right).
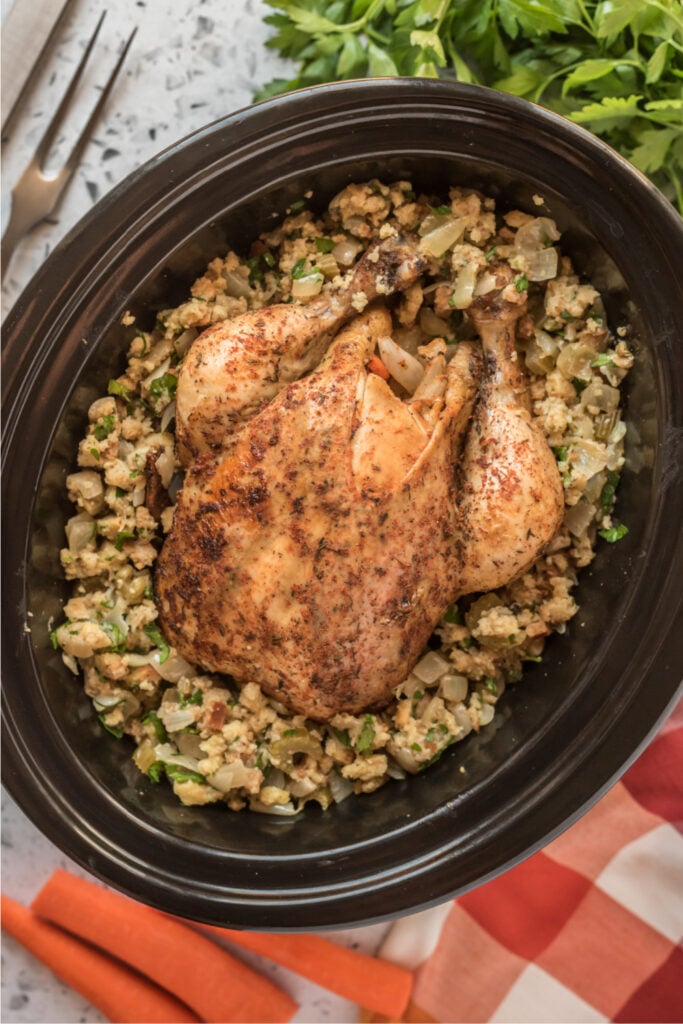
<box><xmin>60</xmin><ymin>25</ymin><xmax>137</xmax><ymax>179</ymax></box>
<box><xmin>33</xmin><ymin>10</ymin><xmax>107</xmax><ymax>167</ymax></box>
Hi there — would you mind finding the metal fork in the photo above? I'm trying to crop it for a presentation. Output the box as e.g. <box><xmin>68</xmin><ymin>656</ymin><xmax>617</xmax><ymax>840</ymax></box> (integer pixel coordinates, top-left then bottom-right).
<box><xmin>1</xmin><ymin>12</ymin><xmax>137</xmax><ymax>281</ymax></box>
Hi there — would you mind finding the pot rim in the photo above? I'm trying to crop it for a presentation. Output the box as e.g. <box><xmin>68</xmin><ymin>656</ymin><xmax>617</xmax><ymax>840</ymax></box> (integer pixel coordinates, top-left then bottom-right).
<box><xmin>3</xmin><ymin>79</ymin><xmax>682</xmax><ymax>930</ymax></box>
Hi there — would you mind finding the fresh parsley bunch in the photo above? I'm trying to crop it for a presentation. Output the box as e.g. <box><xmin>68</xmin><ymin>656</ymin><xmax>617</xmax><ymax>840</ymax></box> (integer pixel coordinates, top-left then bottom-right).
<box><xmin>256</xmin><ymin>0</ymin><xmax>683</xmax><ymax>212</ymax></box>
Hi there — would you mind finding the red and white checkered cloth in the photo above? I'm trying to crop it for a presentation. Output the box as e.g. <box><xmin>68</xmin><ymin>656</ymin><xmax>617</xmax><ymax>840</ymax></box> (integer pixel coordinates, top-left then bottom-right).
<box><xmin>373</xmin><ymin>697</ymin><xmax>683</xmax><ymax>1023</ymax></box>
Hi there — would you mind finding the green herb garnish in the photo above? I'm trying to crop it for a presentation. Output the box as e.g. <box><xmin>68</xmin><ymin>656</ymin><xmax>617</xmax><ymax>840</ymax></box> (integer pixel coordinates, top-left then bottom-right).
<box><xmin>144</xmin><ymin>623</ymin><xmax>170</xmax><ymax>663</ymax></box>
<box><xmin>356</xmin><ymin>714</ymin><xmax>376</xmax><ymax>753</ymax></box>
<box><xmin>315</xmin><ymin>236</ymin><xmax>335</xmax><ymax>252</ymax></box>
<box><xmin>142</xmin><ymin>710</ymin><xmax>167</xmax><ymax>743</ymax></box>
<box><xmin>599</xmin><ymin>523</ymin><xmax>629</xmax><ymax>543</ymax></box>
<box><xmin>515</xmin><ymin>273</ymin><xmax>529</xmax><ymax>292</ymax></box>
<box><xmin>108</xmin><ymin>379</ymin><xmax>132</xmax><ymax>401</ymax></box>
<box><xmin>98</xmin><ymin>714</ymin><xmax>124</xmax><ymax>739</ymax></box>
<box><xmin>178</xmin><ymin>689</ymin><xmax>204</xmax><ymax>708</ymax></box>
<box><xmin>100</xmin><ymin>620</ymin><xmax>126</xmax><ymax>652</ymax></box>
<box><xmin>599</xmin><ymin>470</ymin><xmax>621</xmax><ymax>513</ymax></box>
<box><xmin>591</xmin><ymin>353</ymin><xmax>615</xmax><ymax>367</ymax></box>
<box><xmin>93</xmin><ymin>414</ymin><xmax>116</xmax><ymax>441</ymax></box>
<box><xmin>114</xmin><ymin>530</ymin><xmax>136</xmax><ymax>551</ymax></box>
<box><xmin>149</xmin><ymin>372</ymin><xmax>177</xmax><ymax>402</ymax></box>
<box><xmin>291</xmin><ymin>258</ymin><xmax>309</xmax><ymax>279</ymax></box>
<box><xmin>256</xmin><ymin>0</ymin><xmax>683</xmax><ymax>213</ymax></box>
<box><xmin>333</xmin><ymin>727</ymin><xmax>351</xmax><ymax>747</ymax></box>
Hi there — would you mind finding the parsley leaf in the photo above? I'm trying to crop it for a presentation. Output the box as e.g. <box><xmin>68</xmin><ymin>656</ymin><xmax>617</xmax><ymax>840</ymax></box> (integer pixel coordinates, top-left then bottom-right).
<box><xmin>599</xmin><ymin>523</ymin><xmax>629</xmax><ymax>543</ymax></box>
<box><xmin>356</xmin><ymin>714</ymin><xmax>376</xmax><ymax>753</ymax></box>
<box><xmin>144</xmin><ymin>623</ymin><xmax>170</xmax><ymax>664</ymax></box>
<box><xmin>256</xmin><ymin>0</ymin><xmax>683</xmax><ymax>213</ymax></box>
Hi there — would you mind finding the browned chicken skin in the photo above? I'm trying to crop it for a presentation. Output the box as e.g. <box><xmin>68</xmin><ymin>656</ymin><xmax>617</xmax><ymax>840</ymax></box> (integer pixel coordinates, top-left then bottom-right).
<box><xmin>456</xmin><ymin>265</ymin><xmax>564</xmax><ymax>593</ymax></box>
<box><xmin>158</xmin><ymin>250</ymin><xmax>564</xmax><ymax>721</ymax></box>
<box><xmin>175</xmin><ymin>235</ymin><xmax>427</xmax><ymax>463</ymax></box>
<box><xmin>157</xmin><ymin>307</ymin><xmax>483</xmax><ymax>719</ymax></box>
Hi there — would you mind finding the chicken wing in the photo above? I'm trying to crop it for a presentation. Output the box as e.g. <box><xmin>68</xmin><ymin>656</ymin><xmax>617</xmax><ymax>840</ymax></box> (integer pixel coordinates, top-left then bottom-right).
<box><xmin>175</xmin><ymin>235</ymin><xmax>427</xmax><ymax>463</ymax></box>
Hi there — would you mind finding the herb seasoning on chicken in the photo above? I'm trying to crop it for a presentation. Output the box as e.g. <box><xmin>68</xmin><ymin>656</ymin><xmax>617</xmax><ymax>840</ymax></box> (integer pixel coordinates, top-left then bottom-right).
<box><xmin>52</xmin><ymin>180</ymin><xmax>632</xmax><ymax>812</ymax></box>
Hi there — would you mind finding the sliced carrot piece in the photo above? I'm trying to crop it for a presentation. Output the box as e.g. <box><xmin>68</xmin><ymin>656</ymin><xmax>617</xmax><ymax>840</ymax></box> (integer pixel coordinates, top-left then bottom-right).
<box><xmin>202</xmin><ymin>925</ymin><xmax>414</xmax><ymax>1019</ymax></box>
<box><xmin>31</xmin><ymin>870</ymin><xmax>298</xmax><ymax>1024</ymax></box>
<box><xmin>367</xmin><ymin>355</ymin><xmax>391</xmax><ymax>380</ymax></box>
<box><xmin>1</xmin><ymin>894</ymin><xmax>199</xmax><ymax>1024</ymax></box>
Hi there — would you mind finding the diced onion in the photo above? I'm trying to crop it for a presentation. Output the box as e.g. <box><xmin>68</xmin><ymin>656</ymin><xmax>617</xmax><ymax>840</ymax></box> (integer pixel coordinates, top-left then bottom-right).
<box><xmin>419</xmin><ymin>307</ymin><xmax>451</xmax><ymax>337</ymax></box>
<box><xmin>479</xmin><ymin>703</ymin><xmax>495</xmax><ymax>727</ymax></box>
<box><xmin>329</xmin><ymin>771</ymin><xmax>355</xmax><ymax>803</ymax></box>
<box><xmin>93</xmin><ymin>693</ymin><xmax>123</xmax><ymax>710</ymax></box>
<box><xmin>224</xmin><ymin>270</ymin><xmax>252</xmax><ymax>298</ymax></box>
<box><xmin>473</xmin><ymin>271</ymin><xmax>499</xmax><ymax>297</ymax></box>
<box><xmin>440</xmin><ymin>674</ymin><xmax>468</xmax><ymax>703</ymax></box>
<box><xmin>392</xmin><ymin>325</ymin><xmax>422</xmax><ymax>355</ymax></box>
<box><xmin>173</xmin><ymin>328</ymin><xmax>197</xmax><ymax>358</ymax></box>
<box><xmin>131</xmin><ymin>481</ymin><xmax>146</xmax><ymax>508</ymax></box>
<box><xmin>176</xmin><ymin>732</ymin><xmax>204</xmax><ymax>759</ymax></box>
<box><xmin>288</xmin><ymin>776</ymin><xmax>318</xmax><ymax>798</ymax></box>
<box><xmin>525</xmin><ymin>346</ymin><xmax>554</xmax><ymax>376</ymax></box>
<box><xmin>332</xmin><ymin>237</ymin><xmax>363</xmax><ymax>266</ymax></box>
<box><xmin>420</xmin><ymin>695</ymin><xmax>445</xmax><ymax>724</ymax></box>
<box><xmin>413</xmin><ymin>651</ymin><xmax>450</xmax><ymax>685</ymax></box>
<box><xmin>397</xmin><ymin>673</ymin><xmax>424</xmax><ymax>699</ymax></box>
<box><xmin>525</xmin><ymin>247</ymin><xmax>559</xmax><ymax>282</ymax></box>
<box><xmin>564</xmin><ymin>500</ymin><xmax>596</xmax><ymax>537</ymax></box>
<box><xmin>386</xmin><ymin>759</ymin><xmax>407</xmax><ymax>780</ymax></box>
<box><xmin>377</xmin><ymin>336</ymin><xmax>424</xmax><ymax>394</ymax></box>
<box><xmin>153</xmin><ymin>743</ymin><xmax>200</xmax><ymax>772</ymax></box>
<box><xmin>453</xmin><ymin>704</ymin><xmax>473</xmax><ymax>736</ymax></box>
<box><xmin>580</xmin><ymin>380</ymin><xmax>620</xmax><ymax>412</ymax></box>
<box><xmin>208</xmin><ymin>760</ymin><xmax>253</xmax><ymax>793</ymax></box>
<box><xmin>65</xmin><ymin>513</ymin><xmax>95</xmax><ymax>553</ymax></box>
<box><xmin>154</xmin><ymin>446</ymin><xmax>175</xmax><ymax>488</ymax></box>
<box><xmin>125</xmin><ymin>652</ymin><xmax>155</xmax><ymax>667</ymax></box>
<box><xmin>569</xmin><ymin>438</ymin><xmax>608</xmax><ymax>479</ymax></box>
<box><xmin>450</xmin><ymin>263</ymin><xmax>478</xmax><ymax>309</ymax></box>
<box><xmin>67</xmin><ymin>471</ymin><xmax>104</xmax><ymax>504</ymax></box>
<box><xmin>62</xmin><ymin>653</ymin><xmax>79</xmax><ymax>675</ymax></box>
<box><xmin>419</xmin><ymin>216</ymin><xmax>466</xmax><ymax>258</ymax></box>
<box><xmin>250</xmin><ymin>799</ymin><xmax>299</xmax><ymax>816</ymax></box>
<box><xmin>149</xmin><ymin>650</ymin><xmax>198</xmax><ymax>683</ymax></box>
<box><xmin>316</xmin><ymin>252</ymin><xmax>339</xmax><ymax>279</ymax></box>
<box><xmin>514</xmin><ymin>217</ymin><xmax>561</xmax><ymax>251</ymax></box>
<box><xmin>103</xmin><ymin>600</ymin><xmax>129</xmax><ymax>639</ymax></box>
<box><xmin>556</xmin><ymin>343</ymin><xmax>595</xmax><ymax>380</ymax></box>
<box><xmin>291</xmin><ymin>273</ymin><xmax>324</xmax><ymax>299</ymax></box>
<box><xmin>88</xmin><ymin>397</ymin><xmax>115</xmax><ymax>421</ymax></box>
<box><xmin>160</xmin><ymin>401</ymin><xmax>176</xmax><ymax>433</ymax></box>
<box><xmin>159</xmin><ymin>706</ymin><xmax>197</xmax><ymax>733</ymax></box>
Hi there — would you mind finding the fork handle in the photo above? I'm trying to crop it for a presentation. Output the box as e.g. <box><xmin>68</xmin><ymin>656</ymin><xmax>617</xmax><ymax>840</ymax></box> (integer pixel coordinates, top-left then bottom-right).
<box><xmin>1</xmin><ymin>220</ymin><xmax>22</xmax><ymax>282</ymax></box>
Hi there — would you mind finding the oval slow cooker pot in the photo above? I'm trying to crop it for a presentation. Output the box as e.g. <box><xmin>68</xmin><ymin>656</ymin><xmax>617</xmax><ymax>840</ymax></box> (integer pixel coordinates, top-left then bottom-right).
<box><xmin>2</xmin><ymin>79</ymin><xmax>682</xmax><ymax>930</ymax></box>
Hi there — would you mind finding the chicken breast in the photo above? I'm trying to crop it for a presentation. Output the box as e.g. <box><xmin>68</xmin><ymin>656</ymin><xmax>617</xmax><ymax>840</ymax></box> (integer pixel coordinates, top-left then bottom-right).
<box><xmin>157</xmin><ymin>306</ymin><xmax>483</xmax><ymax>719</ymax></box>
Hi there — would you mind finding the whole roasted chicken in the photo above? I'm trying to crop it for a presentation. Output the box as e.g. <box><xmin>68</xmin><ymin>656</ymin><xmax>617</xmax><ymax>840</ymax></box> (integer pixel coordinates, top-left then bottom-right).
<box><xmin>157</xmin><ymin>245</ymin><xmax>563</xmax><ymax>720</ymax></box>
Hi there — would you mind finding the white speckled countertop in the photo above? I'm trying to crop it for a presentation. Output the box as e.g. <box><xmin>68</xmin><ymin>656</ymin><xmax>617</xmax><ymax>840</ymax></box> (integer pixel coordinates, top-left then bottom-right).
<box><xmin>1</xmin><ymin>2</ymin><xmax>395</xmax><ymax>1020</ymax></box>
